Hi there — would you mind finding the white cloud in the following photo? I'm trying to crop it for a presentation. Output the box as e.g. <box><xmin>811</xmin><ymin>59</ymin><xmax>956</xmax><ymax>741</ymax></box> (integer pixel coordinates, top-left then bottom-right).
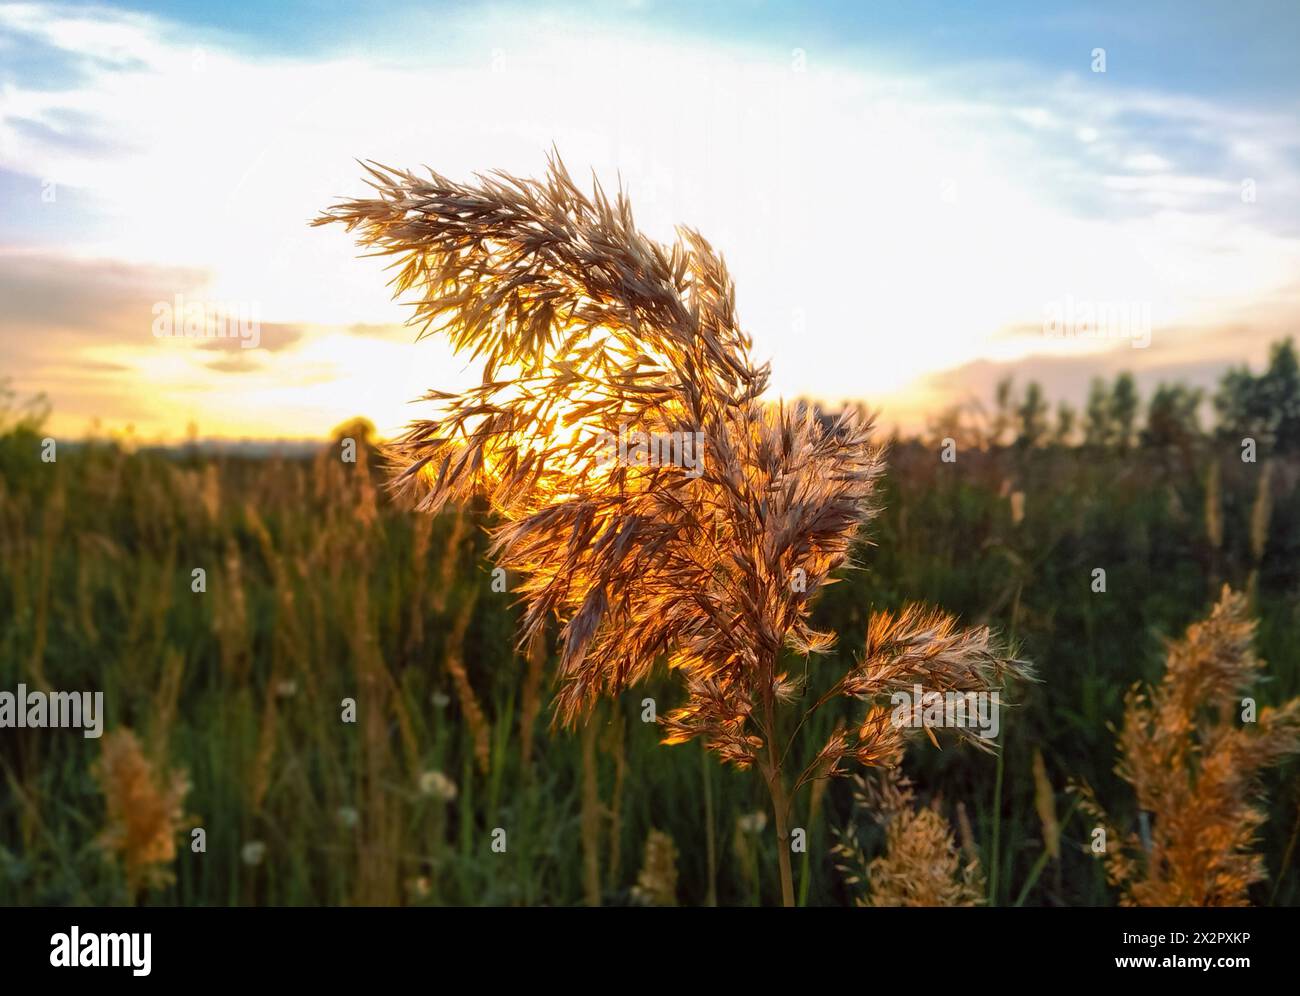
<box><xmin>1123</xmin><ymin>152</ymin><xmax>1173</xmax><ymax>172</ymax></box>
<box><xmin>1</xmin><ymin>2</ymin><xmax>1297</xmax><ymax>436</ymax></box>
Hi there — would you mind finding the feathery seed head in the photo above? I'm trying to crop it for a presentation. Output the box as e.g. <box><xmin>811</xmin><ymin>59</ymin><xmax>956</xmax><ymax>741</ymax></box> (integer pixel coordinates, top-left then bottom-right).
<box><xmin>317</xmin><ymin>155</ymin><xmax>1028</xmax><ymax>834</ymax></box>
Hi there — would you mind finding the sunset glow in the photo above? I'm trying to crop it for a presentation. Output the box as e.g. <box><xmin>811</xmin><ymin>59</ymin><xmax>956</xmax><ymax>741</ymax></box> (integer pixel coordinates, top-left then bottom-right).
<box><xmin>3</xmin><ymin>2</ymin><xmax>1298</xmax><ymax>440</ymax></box>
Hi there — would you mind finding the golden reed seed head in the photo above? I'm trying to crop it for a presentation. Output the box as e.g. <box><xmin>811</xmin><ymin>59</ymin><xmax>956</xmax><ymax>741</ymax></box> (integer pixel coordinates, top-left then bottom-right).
<box><xmin>93</xmin><ymin>728</ymin><xmax>190</xmax><ymax>897</ymax></box>
<box><xmin>1078</xmin><ymin>587</ymin><xmax>1300</xmax><ymax>906</ymax></box>
<box><xmin>833</xmin><ymin>770</ymin><xmax>984</xmax><ymax>907</ymax></box>
<box><xmin>317</xmin><ymin>154</ymin><xmax>1029</xmax><ymax>796</ymax></box>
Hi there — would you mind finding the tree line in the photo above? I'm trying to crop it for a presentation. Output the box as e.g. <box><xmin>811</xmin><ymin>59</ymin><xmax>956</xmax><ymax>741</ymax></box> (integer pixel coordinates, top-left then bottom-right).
<box><xmin>927</xmin><ymin>338</ymin><xmax>1299</xmax><ymax>457</ymax></box>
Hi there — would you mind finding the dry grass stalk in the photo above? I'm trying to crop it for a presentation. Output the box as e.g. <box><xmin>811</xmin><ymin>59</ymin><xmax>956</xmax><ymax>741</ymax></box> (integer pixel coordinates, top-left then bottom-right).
<box><xmin>344</xmin><ymin>573</ymin><xmax>402</xmax><ymax>905</ymax></box>
<box><xmin>317</xmin><ymin>154</ymin><xmax>1028</xmax><ymax>905</ymax></box>
<box><xmin>405</xmin><ymin>512</ymin><xmax>433</xmax><ymax>653</ymax></box>
<box><xmin>93</xmin><ymin>729</ymin><xmax>190</xmax><ymax>899</ymax></box>
<box><xmin>1076</xmin><ymin>587</ymin><xmax>1300</xmax><ymax>905</ymax></box>
<box><xmin>149</xmin><ymin>647</ymin><xmax>185</xmax><ymax>763</ymax></box>
<box><xmin>212</xmin><ymin>538</ymin><xmax>249</xmax><ymax>681</ymax></box>
<box><xmin>1204</xmin><ymin>458</ymin><xmax>1223</xmax><ymax>551</ymax></box>
<box><xmin>518</xmin><ymin>628</ymin><xmax>547</xmax><ymax>771</ymax></box>
<box><xmin>248</xmin><ymin>676</ymin><xmax>279</xmax><ymax>816</ymax></box>
<box><xmin>443</xmin><ymin>586</ymin><xmax>490</xmax><ymax>773</ymax></box>
<box><xmin>433</xmin><ymin>507</ymin><xmax>469</xmax><ymax>614</ymax></box>
<box><xmin>75</xmin><ymin>533</ymin><xmax>105</xmax><ymax>643</ymax></box>
<box><xmin>630</xmin><ymin>828</ymin><xmax>679</xmax><ymax>906</ymax></box>
<box><xmin>1249</xmin><ymin>460</ymin><xmax>1274</xmax><ymax>565</ymax></box>
<box><xmin>955</xmin><ymin>800</ymin><xmax>979</xmax><ymax>867</ymax></box>
<box><xmin>27</xmin><ymin>477</ymin><xmax>63</xmax><ymax>692</ymax></box>
<box><xmin>1032</xmin><ymin>747</ymin><xmax>1060</xmax><ymax>861</ymax></box>
<box><xmin>732</xmin><ymin>811</ymin><xmax>765</xmax><ymax>904</ymax></box>
<box><xmin>1247</xmin><ymin>460</ymin><xmax>1274</xmax><ymax>602</ymax></box>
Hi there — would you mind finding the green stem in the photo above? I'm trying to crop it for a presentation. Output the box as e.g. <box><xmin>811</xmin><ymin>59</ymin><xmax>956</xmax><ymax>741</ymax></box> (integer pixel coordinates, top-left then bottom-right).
<box><xmin>766</xmin><ymin>762</ymin><xmax>796</xmax><ymax>908</ymax></box>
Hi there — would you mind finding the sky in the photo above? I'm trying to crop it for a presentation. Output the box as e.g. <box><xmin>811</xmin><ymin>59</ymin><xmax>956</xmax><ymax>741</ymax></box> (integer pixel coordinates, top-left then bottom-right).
<box><xmin>2</xmin><ymin>0</ymin><xmax>1298</xmax><ymax>440</ymax></box>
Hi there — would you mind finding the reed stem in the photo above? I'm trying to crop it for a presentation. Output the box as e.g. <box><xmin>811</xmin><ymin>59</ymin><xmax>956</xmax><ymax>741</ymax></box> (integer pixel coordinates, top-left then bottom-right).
<box><xmin>762</xmin><ymin>690</ymin><xmax>795</xmax><ymax>908</ymax></box>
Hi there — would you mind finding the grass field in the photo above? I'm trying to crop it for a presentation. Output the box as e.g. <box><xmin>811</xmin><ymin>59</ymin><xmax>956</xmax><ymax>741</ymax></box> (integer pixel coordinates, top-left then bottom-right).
<box><xmin>3</xmin><ymin>400</ymin><xmax>1297</xmax><ymax>907</ymax></box>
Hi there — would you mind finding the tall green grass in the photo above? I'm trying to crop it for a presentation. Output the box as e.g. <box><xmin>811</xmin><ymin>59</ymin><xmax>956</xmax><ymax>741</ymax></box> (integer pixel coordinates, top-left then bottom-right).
<box><xmin>1</xmin><ymin>428</ymin><xmax>1296</xmax><ymax>905</ymax></box>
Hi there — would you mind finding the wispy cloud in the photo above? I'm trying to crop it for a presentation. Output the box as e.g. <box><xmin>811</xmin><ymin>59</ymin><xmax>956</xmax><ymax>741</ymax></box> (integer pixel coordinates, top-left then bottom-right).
<box><xmin>2</xmin><ymin>2</ymin><xmax>1296</xmax><ymax>437</ymax></box>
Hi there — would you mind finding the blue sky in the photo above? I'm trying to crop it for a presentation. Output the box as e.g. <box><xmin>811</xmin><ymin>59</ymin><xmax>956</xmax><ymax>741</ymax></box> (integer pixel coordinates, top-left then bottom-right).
<box><xmin>2</xmin><ymin>1</ymin><xmax>1298</xmax><ymax>438</ymax></box>
<box><xmin>57</xmin><ymin>0</ymin><xmax>1300</xmax><ymax>99</ymax></box>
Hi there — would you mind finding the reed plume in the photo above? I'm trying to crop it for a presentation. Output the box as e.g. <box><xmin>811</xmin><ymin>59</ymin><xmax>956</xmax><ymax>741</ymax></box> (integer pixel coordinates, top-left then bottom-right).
<box><xmin>833</xmin><ymin>769</ymin><xmax>984</xmax><ymax>906</ymax></box>
<box><xmin>1076</xmin><ymin>587</ymin><xmax>1300</xmax><ymax>905</ymax></box>
<box><xmin>93</xmin><ymin>729</ymin><xmax>190</xmax><ymax>900</ymax></box>
<box><xmin>316</xmin><ymin>154</ymin><xmax>1027</xmax><ymax>905</ymax></box>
